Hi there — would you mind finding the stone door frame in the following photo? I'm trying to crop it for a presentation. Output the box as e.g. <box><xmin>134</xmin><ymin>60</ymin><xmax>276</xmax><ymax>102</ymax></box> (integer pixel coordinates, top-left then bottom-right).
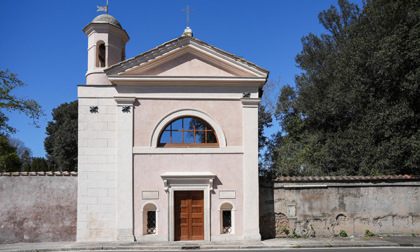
<box><xmin>161</xmin><ymin>172</ymin><xmax>215</xmax><ymax>242</ymax></box>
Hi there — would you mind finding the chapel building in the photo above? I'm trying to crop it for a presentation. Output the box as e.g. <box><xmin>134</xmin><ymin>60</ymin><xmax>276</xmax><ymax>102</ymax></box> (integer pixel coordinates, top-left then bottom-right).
<box><xmin>77</xmin><ymin>13</ymin><xmax>269</xmax><ymax>242</ymax></box>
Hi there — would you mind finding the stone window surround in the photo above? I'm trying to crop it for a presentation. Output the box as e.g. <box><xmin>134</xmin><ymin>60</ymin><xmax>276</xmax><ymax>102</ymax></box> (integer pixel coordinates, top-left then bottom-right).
<box><xmin>218</xmin><ymin>201</ymin><xmax>236</xmax><ymax>235</ymax></box>
<box><xmin>141</xmin><ymin>202</ymin><xmax>159</xmax><ymax>235</ymax></box>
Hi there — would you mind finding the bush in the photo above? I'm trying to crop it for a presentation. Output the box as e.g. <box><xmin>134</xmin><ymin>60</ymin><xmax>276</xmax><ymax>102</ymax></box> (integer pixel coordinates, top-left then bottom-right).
<box><xmin>339</xmin><ymin>230</ymin><xmax>348</xmax><ymax>237</ymax></box>
<box><xmin>365</xmin><ymin>229</ymin><xmax>374</xmax><ymax>237</ymax></box>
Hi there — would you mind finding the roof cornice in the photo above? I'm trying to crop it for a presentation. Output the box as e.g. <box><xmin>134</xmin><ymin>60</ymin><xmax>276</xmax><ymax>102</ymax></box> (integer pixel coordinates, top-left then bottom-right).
<box><xmin>107</xmin><ymin>76</ymin><xmax>267</xmax><ymax>87</ymax></box>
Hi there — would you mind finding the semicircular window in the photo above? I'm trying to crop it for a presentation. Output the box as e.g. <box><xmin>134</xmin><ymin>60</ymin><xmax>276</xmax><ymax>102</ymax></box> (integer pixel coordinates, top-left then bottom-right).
<box><xmin>158</xmin><ymin>117</ymin><xmax>218</xmax><ymax>147</ymax></box>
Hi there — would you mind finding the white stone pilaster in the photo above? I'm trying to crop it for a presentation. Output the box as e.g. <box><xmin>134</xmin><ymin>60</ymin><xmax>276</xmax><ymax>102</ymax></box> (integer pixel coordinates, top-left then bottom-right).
<box><xmin>241</xmin><ymin>98</ymin><xmax>261</xmax><ymax>241</ymax></box>
<box><xmin>115</xmin><ymin>97</ymin><xmax>136</xmax><ymax>241</ymax></box>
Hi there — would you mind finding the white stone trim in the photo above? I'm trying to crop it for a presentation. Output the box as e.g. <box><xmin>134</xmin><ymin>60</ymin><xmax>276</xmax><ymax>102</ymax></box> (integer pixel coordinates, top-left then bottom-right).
<box><xmin>160</xmin><ymin>172</ymin><xmax>216</xmax><ymax>242</ymax></box>
<box><xmin>150</xmin><ymin>109</ymin><xmax>227</xmax><ymax>147</ymax></box>
<box><xmin>218</xmin><ymin>201</ymin><xmax>237</xmax><ymax>211</ymax></box>
<box><xmin>241</xmin><ymin>98</ymin><xmax>261</xmax><ymax>108</ymax></box>
<box><xmin>133</xmin><ymin>146</ymin><xmax>243</xmax><ymax>154</ymax></box>
<box><xmin>115</xmin><ymin>97</ymin><xmax>136</xmax><ymax>104</ymax></box>
<box><xmin>241</xmin><ymin>97</ymin><xmax>261</xmax><ymax>241</ymax></box>
<box><xmin>141</xmin><ymin>201</ymin><xmax>160</xmax><ymax>212</ymax></box>
<box><xmin>108</xmin><ymin>76</ymin><xmax>267</xmax><ymax>86</ymax></box>
<box><xmin>115</xmin><ymin>96</ymin><xmax>135</xmax><ymax>241</ymax></box>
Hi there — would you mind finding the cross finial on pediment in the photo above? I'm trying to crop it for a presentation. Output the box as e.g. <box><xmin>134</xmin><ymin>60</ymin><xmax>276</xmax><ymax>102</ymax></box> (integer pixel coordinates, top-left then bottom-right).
<box><xmin>182</xmin><ymin>5</ymin><xmax>194</xmax><ymax>27</ymax></box>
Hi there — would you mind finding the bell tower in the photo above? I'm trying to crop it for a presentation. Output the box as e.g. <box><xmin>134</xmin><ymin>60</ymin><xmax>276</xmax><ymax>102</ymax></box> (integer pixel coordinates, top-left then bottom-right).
<box><xmin>83</xmin><ymin>14</ymin><xmax>129</xmax><ymax>84</ymax></box>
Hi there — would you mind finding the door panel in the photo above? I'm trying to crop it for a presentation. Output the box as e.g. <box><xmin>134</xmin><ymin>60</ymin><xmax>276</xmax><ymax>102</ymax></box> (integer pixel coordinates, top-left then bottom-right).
<box><xmin>174</xmin><ymin>191</ymin><xmax>204</xmax><ymax>241</ymax></box>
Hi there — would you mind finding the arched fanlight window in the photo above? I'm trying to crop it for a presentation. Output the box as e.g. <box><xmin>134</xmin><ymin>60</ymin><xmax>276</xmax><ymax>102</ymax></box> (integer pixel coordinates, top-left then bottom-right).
<box><xmin>96</xmin><ymin>42</ymin><xmax>106</xmax><ymax>67</ymax></box>
<box><xmin>158</xmin><ymin>117</ymin><xmax>218</xmax><ymax>147</ymax></box>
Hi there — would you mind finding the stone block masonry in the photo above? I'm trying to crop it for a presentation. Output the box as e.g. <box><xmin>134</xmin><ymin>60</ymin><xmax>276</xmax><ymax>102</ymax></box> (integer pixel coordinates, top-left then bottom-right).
<box><xmin>260</xmin><ymin>175</ymin><xmax>420</xmax><ymax>238</ymax></box>
<box><xmin>77</xmin><ymin>97</ymin><xmax>118</xmax><ymax>242</ymax></box>
<box><xmin>0</xmin><ymin>172</ymin><xmax>77</xmax><ymax>244</ymax></box>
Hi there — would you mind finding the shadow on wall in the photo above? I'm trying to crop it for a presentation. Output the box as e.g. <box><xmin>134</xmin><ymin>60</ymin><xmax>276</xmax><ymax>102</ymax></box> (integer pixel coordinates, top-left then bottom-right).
<box><xmin>259</xmin><ymin>177</ymin><xmax>276</xmax><ymax>239</ymax></box>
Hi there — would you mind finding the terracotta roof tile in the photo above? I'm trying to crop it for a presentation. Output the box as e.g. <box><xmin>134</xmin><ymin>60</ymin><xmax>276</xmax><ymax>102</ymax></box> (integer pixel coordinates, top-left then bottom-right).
<box><xmin>0</xmin><ymin>171</ymin><xmax>78</xmax><ymax>177</ymax></box>
<box><xmin>274</xmin><ymin>174</ymin><xmax>420</xmax><ymax>182</ymax></box>
<box><xmin>105</xmin><ymin>36</ymin><xmax>270</xmax><ymax>75</ymax></box>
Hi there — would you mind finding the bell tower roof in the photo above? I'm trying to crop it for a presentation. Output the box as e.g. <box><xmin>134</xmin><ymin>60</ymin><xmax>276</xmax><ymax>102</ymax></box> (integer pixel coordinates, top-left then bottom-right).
<box><xmin>91</xmin><ymin>14</ymin><xmax>122</xmax><ymax>29</ymax></box>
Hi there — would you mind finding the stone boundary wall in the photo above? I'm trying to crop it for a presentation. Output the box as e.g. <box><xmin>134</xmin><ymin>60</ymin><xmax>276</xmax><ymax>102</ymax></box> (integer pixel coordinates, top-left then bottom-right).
<box><xmin>0</xmin><ymin>172</ymin><xmax>78</xmax><ymax>244</ymax></box>
<box><xmin>260</xmin><ymin>175</ymin><xmax>420</xmax><ymax>239</ymax></box>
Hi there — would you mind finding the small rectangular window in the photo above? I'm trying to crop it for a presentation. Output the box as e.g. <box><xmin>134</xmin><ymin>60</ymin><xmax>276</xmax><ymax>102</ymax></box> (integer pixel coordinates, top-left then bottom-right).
<box><xmin>222</xmin><ymin>210</ymin><xmax>232</xmax><ymax>234</ymax></box>
<box><xmin>147</xmin><ymin>211</ymin><xmax>156</xmax><ymax>234</ymax></box>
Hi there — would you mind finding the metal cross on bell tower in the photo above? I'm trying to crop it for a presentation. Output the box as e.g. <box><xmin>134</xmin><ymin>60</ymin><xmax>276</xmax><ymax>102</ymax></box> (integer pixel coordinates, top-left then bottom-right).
<box><xmin>182</xmin><ymin>5</ymin><xmax>194</xmax><ymax>27</ymax></box>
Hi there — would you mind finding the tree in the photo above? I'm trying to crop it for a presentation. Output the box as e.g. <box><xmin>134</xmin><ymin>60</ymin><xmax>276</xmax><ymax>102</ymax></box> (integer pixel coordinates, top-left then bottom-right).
<box><xmin>0</xmin><ymin>70</ymin><xmax>44</xmax><ymax>134</ymax></box>
<box><xmin>267</xmin><ymin>0</ymin><xmax>420</xmax><ymax>176</ymax></box>
<box><xmin>0</xmin><ymin>70</ymin><xmax>43</xmax><ymax>172</ymax></box>
<box><xmin>44</xmin><ymin>100</ymin><xmax>78</xmax><ymax>171</ymax></box>
<box><xmin>0</xmin><ymin>135</ymin><xmax>21</xmax><ymax>172</ymax></box>
<box><xmin>8</xmin><ymin>137</ymin><xmax>32</xmax><ymax>171</ymax></box>
<box><xmin>30</xmin><ymin>157</ymin><xmax>49</xmax><ymax>172</ymax></box>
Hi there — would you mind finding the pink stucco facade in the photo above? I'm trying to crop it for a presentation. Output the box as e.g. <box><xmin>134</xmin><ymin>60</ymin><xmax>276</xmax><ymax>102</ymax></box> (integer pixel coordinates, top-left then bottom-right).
<box><xmin>133</xmin><ymin>154</ymin><xmax>244</xmax><ymax>239</ymax></box>
<box><xmin>133</xmin><ymin>99</ymin><xmax>243</xmax><ymax>147</ymax></box>
<box><xmin>132</xmin><ymin>98</ymin><xmax>245</xmax><ymax>239</ymax></box>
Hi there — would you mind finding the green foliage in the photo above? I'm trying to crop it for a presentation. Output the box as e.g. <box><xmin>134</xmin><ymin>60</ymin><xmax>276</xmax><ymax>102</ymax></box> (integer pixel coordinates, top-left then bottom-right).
<box><xmin>30</xmin><ymin>157</ymin><xmax>49</xmax><ymax>172</ymax></box>
<box><xmin>259</xmin><ymin>105</ymin><xmax>273</xmax><ymax>151</ymax></box>
<box><xmin>44</xmin><ymin>100</ymin><xmax>78</xmax><ymax>171</ymax></box>
<box><xmin>282</xmin><ymin>227</ymin><xmax>290</xmax><ymax>235</ymax></box>
<box><xmin>265</xmin><ymin>0</ymin><xmax>420</xmax><ymax>176</ymax></box>
<box><xmin>8</xmin><ymin>137</ymin><xmax>32</xmax><ymax>171</ymax></box>
<box><xmin>339</xmin><ymin>230</ymin><xmax>348</xmax><ymax>237</ymax></box>
<box><xmin>258</xmin><ymin>104</ymin><xmax>273</xmax><ymax>177</ymax></box>
<box><xmin>365</xmin><ymin>229</ymin><xmax>374</xmax><ymax>237</ymax></box>
<box><xmin>289</xmin><ymin>228</ymin><xmax>301</xmax><ymax>238</ymax></box>
<box><xmin>411</xmin><ymin>233</ymin><xmax>416</xmax><ymax>237</ymax></box>
<box><xmin>310</xmin><ymin>224</ymin><xmax>316</xmax><ymax>237</ymax></box>
<box><xmin>0</xmin><ymin>69</ymin><xmax>44</xmax><ymax>134</ymax></box>
<box><xmin>0</xmin><ymin>135</ymin><xmax>21</xmax><ymax>172</ymax></box>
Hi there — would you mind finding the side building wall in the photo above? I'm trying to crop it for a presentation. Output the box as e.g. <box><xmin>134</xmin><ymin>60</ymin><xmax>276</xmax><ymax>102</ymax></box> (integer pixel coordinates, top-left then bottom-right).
<box><xmin>0</xmin><ymin>172</ymin><xmax>77</xmax><ymax>244</ymax></box>
<box><xmin>78</xmin><ymin>87</ymin><xmax>119</xmax><ymax>242</ymax></box>
<box><xmin>260</xmin><ymin>176</ymin><xmax>420</xmax><ymax>238</ymax></box>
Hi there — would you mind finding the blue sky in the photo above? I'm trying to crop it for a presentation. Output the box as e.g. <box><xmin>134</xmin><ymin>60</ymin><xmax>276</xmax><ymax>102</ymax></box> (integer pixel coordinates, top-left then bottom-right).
<box><xmin>0</xmin><ymin>0</ymin><xmax>362</xmax><ymax>158</ymax></box>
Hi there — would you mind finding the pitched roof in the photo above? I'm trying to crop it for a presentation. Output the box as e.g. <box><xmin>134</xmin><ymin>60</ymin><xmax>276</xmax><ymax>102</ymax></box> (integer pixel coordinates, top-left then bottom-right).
<box><xmin>104</xmin><ymin>36</ymin><xmax>269</xmax><ymax>77</ymax></box>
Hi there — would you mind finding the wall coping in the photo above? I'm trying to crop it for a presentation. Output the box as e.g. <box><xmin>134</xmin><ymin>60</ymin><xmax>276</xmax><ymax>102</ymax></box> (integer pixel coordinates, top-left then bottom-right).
<box><xmin>0</xmin><ymin>171</ymin><xmax>78</xmax><ymax>176</ymax></box>
<box><xmin>274</xmin><ymin>174</ymin><xmax>420</xmax><ymax>183</ymax></box>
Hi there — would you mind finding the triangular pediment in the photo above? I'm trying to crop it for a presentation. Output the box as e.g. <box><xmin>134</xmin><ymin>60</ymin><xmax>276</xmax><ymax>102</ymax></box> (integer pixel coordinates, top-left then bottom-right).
<box><xmin>121</xmin><ymin>51</ymin><xmax>246</xmax><ymax>77</ymax></box>
<box><xmin>105</xmin><ymin>37</ymin><xmax>269</xmax><ymax>81</ymax></box>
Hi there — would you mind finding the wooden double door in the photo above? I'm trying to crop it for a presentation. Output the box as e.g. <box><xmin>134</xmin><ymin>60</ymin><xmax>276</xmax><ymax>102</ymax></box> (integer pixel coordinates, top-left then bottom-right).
<box><xmin>174</xmin><ymin>191</ymin><xmax>204</xmax><ymax>241</ymax></box>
